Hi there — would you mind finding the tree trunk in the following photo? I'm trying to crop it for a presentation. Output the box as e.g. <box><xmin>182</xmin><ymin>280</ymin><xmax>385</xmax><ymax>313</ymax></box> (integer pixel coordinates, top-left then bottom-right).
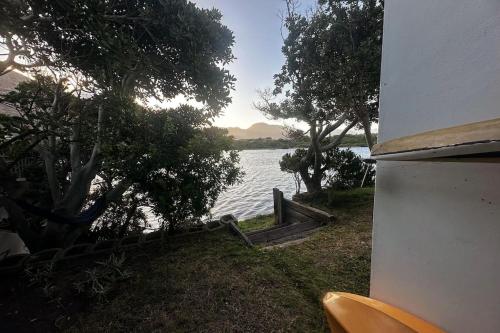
<box><xmin>302</xmin><ymin>176</ymin><xmax>322</xmax><ymax>194</ymax></box>
<box><xmin>40</xmin><ymin>103</ymin><xmax>107</xmax><ymax>248</ymax></box>
<box><xmin>299</xmin><ymin>166</ymin><xmax>322</xmax><ymax>194</ymax></box>
<box><xmin>40</xmin><ymin>181</ymin><xmax>130</xmax><ymax>248</ymax></box>
<box><xmin>360</xmin><ymin>113</ymin><xmax>374</xmax><ymax>150</ymax></box>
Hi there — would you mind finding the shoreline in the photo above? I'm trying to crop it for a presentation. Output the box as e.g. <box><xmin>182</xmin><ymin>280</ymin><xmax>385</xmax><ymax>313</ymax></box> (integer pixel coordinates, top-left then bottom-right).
<box><xmin>233</xmin><ymin>144</ymin><xmax>369</xmax><ymax>151</ymax></box>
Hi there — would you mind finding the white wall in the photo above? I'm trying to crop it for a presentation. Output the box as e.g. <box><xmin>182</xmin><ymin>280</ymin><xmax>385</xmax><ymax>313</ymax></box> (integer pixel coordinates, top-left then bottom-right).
<box><xmin>371</xmin><ymin>1</ymin><xmax>500</xmax><ymax>332</ymax></box>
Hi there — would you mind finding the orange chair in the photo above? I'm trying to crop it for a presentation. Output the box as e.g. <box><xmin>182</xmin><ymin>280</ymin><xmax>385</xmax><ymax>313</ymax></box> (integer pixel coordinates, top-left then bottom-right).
<box><xmin>323</xmin><ymin>292</ymin><xmax>446</xmax><ymax>333</ymax></box>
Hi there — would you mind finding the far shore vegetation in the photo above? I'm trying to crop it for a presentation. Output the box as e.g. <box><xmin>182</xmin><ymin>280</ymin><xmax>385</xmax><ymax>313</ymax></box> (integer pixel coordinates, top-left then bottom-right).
<box><xmin>232</xmin><ymin>134</ymin><xmax>376</xmax><ymax>150</ymax></box>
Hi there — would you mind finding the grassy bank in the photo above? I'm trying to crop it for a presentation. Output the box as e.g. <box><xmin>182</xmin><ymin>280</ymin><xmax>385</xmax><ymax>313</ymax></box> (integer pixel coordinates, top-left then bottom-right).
<box><xmin>2</xmin><ymin>188</ymin><xmax>374</xmax><ymax>332</ymax></box>
<box><xmin>238</xmin><ymin>214</ymin><xmax>275</xmax><ymax>232</ymax></box>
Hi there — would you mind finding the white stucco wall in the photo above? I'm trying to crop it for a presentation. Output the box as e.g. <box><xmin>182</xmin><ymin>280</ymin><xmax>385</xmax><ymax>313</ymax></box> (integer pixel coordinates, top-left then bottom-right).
<box><xmin>371</xmin><ymin>1</ymin><xmax>500</xmax><ymax>332</ymax></box>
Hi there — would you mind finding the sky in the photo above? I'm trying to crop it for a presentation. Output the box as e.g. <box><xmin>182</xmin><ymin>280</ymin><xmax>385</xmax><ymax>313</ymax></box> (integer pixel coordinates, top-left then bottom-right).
<box><xmin>192</xmin><ymin>0</ymin><xmax>317</xmax><ymax>129</ymax></box>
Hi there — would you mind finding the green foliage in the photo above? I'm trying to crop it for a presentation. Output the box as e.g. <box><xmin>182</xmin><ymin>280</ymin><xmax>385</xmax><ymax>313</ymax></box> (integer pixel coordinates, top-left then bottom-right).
<box><xmin>1</xmin><ymin>75</ymin><xmax>241</xmax><ymax>244</ymax></box>
<box><xmin>256</xmin><ymin>0</ymin><xmax>383</xmax><ymax>193</ymax></box>
<box><xmin>280</xmin><ymin>150</ymin><xmax>307</xmax><ymax>174</ymax></box>
<box><xmin>325</xmin><ymin>148</ymin><xmax>375</xmax><ymax>190</ymax></box>
<box><xmin>139</xmin><ymin>119</ymin><xmax>241</xmax><ymax>232</ymax></box>
<box><xmin>1</xmin><ymin>0</ymin><xmax>235</xmax><ymax>110</ymax></box>
<box><xmin>89</xmin><ymin>195</ymin><xmax>147</xmax><ymax>240</ymax></box>
<box><xmin>268</xmin><ymin>0</ymin><xmax>382</xmax><ymax>123</ymax></box>
<box><xmin>314</xmin><ymin>0</ymin><xmax>383</xmax><ymax>122</ymax></box>
<box><xmin>280</xmin><ymin>149</ymin><xmax>308</xmax><ymax>194</ymax></box>
<box><xmin>232</xmin><ymin>137</ymin><xmax>307</xmax><ymax>150</ymax></box>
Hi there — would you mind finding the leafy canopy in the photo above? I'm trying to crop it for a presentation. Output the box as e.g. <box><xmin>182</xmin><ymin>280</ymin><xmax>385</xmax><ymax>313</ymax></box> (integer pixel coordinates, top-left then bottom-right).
<box><xmin>1</xmin><ymin>0</ymin><xmax>235</xmax><ymax>111</ymax></box>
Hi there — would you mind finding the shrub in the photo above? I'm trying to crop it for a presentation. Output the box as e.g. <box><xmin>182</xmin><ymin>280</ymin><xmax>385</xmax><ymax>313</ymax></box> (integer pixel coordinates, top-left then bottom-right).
<box><xmin>279</xmin><ymin>150</ymin><xmax>307</xmax><ymax>194</ymax></box>
<box><xmin>326</xmin><ymin>148</ymin><xmax>375</xmax><ymax>190</ymax></box>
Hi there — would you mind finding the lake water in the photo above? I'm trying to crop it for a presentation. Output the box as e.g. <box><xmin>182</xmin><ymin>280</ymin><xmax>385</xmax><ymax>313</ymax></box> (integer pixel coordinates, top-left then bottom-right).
<box><xmin>209</xmin><ymin>147</ymin><xmax>370</xmax><ymax>221</ymax></box>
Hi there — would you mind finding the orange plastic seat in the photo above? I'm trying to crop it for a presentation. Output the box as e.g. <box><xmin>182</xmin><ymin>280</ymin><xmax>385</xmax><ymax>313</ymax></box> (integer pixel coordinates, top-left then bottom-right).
<box><xmin>323</xmin><ymin>292</ymin><xmax>446</xmax><ymax>333</ymax></box>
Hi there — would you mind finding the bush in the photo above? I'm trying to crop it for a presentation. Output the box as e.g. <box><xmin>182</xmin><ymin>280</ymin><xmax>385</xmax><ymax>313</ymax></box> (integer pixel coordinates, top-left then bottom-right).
<box><xmin>279</xmin><ymin>149</ymin><xmax>307</xmax><ymax>194</ymax></box>
<box><xmin>326</xmin><ymin>148</ymin><xmax>375</xmax><ymax>190</ymax></box>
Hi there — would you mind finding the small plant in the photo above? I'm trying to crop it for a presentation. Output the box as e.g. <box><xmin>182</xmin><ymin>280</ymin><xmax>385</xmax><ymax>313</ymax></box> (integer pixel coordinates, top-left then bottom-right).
<box><xmin>74</xmin><ymin>253</ymin><xmax>132</xmax><ymax>302</ymax></box>
<box><xmin>25</xmin><ymin>262</ymin><xmax>57</xmax><ymax>298</ymax></box>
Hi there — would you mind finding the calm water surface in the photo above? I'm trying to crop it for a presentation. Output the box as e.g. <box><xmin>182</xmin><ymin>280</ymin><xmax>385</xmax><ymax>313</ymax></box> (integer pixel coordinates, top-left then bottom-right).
<box><xmin>210</xmin><ymin>147</ymin><xmax>370</xmax><ymax>220</ymax></box>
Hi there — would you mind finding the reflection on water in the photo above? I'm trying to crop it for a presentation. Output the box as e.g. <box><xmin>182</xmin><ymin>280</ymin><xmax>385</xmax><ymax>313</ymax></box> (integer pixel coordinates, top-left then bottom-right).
<box><xmin>210</xmin><ymin>147</ymin><xmax>370</xmax><ymax>221</ymax></box>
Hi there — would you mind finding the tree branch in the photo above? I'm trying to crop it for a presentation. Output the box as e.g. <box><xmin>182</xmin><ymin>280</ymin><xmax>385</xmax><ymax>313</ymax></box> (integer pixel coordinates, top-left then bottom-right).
<box><xmin>320</xmin><ymin>119</ymin><xmax>357</xmax><ymax>152</ymax></box>
<box><xmin>70</xmin><ymin>120</ymin><xmax>82</xmax><ymax>172</ymax></box>
<box><xmin>317</xmin><ymin>112</ymin><xmax>349</xmax><ymax>142</ymax></box>
<box><xmin>359</xmin><ymin>112</ymin><xmax>374</xmax><ymax>150</ymax></box>
<box><xmin>40</xmin><ymin>147</ymin><xmax>61</xmax><ymax>204</ymax></box>
<box><xmin>105</xmin><ymin>180</ymin><xmax>131</xmax><ymax>203</ymax></box>
<box><xmin>0</xmin><ymin>34</ymin><xmax>51</xmax><ymax>76</ymax></box>
<box><xmin>85</xmin><ymin>103</ymin><xmax>104</xmax><ymax>171</ymax></box>
<box><xmin>39</xmin><ymin>79</ymin><xmax>65</xmax><ymax>203</ymax></box>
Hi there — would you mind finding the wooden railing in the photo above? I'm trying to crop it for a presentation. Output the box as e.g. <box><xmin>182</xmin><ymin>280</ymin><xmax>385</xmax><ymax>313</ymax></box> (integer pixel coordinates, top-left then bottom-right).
<box><xmin>273</xmin><ymin>188</ymin><xmax>334</xmax><ymax>225</ymax></box>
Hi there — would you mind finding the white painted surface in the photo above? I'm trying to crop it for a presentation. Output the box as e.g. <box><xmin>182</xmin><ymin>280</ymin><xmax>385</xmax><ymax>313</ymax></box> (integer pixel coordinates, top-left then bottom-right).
<box><xmin>378</xmin><ymin>1</ymin><xmax>500</xmax><ymax>142</ymax></box>
<box><xmin>371</xmin><ymin>1</ymin><xmax>500</xmax><ymax>332</ymax></box>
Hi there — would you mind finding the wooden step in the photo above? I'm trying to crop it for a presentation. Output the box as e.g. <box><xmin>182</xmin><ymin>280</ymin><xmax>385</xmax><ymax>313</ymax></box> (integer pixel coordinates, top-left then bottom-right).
<box><xmin>247</xmin><ymin>219</ymin><xmax>323</xmax><ymax>245</ymax></box>
<box><xmin>246</xmin><ymin>223</ymin><xmax>290</xmax><ymax>237</ymax></box>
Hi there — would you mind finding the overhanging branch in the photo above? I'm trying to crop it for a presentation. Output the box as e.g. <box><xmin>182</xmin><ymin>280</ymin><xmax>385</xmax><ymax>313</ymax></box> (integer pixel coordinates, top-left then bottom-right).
<box><xmin>317</xmin><ymin>112</ymin><xmax>349</xmax><ymax>142</ymax></box>
<box><xmin>320</xmin><ymin>119</ymin><xmax>357</xmax><ymax>152</ymax></box>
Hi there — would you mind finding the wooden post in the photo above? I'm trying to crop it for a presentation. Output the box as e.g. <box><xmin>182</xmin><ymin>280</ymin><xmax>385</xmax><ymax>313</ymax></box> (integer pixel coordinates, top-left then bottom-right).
<box><xmin>273</xmin><ymin>188</ymin><xmax>284</xmax><ymax>225</ymax></box>
<box><xmin>273</xmin><ymin>188</ymin><xmax>279</xmax><ymax>224</ymax></box>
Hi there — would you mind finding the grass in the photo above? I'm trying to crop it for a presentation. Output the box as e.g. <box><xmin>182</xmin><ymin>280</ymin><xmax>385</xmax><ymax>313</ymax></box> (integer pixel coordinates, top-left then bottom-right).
<box><xmin>238</xmin><ymin>214</ymin><xmax>275</xmax><ymax>232</ymax></box>
<box><xmin>298</xmin><ymin>187</ymin><xmax>375</xmax><ymax>214</ymax></box>
<box><xmin>2</xmin><ymin>188</ymin><xmax>374</xmax><ymax>332</ymax></box>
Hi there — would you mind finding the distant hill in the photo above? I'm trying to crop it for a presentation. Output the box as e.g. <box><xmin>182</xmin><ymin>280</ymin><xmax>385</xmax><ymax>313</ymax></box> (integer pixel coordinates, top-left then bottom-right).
<box><xmin>226</xmin><ymin>123</ymin><xmax>285</xmax><ymax>140</ymax></box>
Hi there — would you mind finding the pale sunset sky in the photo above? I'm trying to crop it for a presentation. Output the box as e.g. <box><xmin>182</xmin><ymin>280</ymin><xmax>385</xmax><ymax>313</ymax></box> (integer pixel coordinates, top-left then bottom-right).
<box><xmin>193</xmin><ymin>0</ymin><xmax>317</xmax><ymax>129</ymax></box>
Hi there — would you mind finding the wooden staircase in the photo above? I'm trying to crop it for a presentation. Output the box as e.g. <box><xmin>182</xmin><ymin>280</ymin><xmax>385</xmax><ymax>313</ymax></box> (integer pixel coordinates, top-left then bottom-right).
<box><xmin>229</xmin><ymin>189</ymin><xmax>334</xmax><ymax>246</ymax></box>
<box><xmin>246</xmin><ymin>218</ymin><xmax>324</xmax><ymax>245</ymax></box>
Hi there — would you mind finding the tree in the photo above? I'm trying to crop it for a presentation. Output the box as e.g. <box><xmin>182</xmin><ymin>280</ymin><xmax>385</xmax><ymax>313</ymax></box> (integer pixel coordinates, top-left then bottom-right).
<box><xmin>317</xmin><ymin>0</ymin><xmax>383</xmax><ymax>149</ymax></box>
<box><xmin>256</xmin><ymin>0</ymin><xmax>382</xmax><ymax>193</ymax></box>
<box><xmin>2</xmin><ymin>76</ymin><xmax>241</xmax><ymax>249</ymax></box>
<box><xmin>0</xmin><ymin>0</ymin><xmax>238</xmax><ymax>248</ymax></box>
